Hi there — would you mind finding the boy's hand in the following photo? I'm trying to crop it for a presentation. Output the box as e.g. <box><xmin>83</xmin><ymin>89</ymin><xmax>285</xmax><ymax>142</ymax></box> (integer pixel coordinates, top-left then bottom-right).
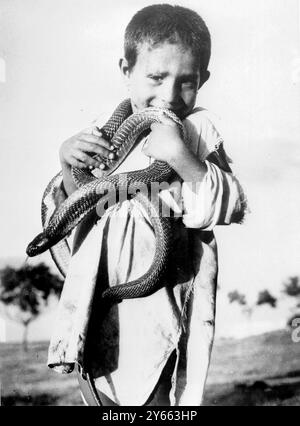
<box><xmin>59</xmin><ymin>126</ymin><xmax>116</xmax><ymax>170</ymax></box>
<box><xmin>142</xmin><ymin>113</ymin><xmax>186</xmax><ymax>164</ymax></box>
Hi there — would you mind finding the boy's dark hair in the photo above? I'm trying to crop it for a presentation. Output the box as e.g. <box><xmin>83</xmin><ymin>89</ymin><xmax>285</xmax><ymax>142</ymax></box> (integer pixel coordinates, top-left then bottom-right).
<box><xmin>124</xmin><ymin>4</ymin><xmax>211</xmax><ymax>74</ymax></box>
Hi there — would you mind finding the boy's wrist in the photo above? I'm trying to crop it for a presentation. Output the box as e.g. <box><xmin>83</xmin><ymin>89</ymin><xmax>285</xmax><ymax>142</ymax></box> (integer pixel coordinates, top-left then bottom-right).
<box><xmin>168</xmin><ymin>143</ymin><xmax>190</xmax><ymax>169</ymax></box>
<box><xmin>168</xmin><ymin>144</ymin><xmax>208</xmax><ymax>183</ymax></box>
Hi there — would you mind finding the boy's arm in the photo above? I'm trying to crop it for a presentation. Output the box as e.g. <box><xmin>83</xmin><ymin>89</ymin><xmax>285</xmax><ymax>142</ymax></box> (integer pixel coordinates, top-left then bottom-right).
<box><xmin>168</xmin><ymin>143</ymin><xmax>208</xmax><ymax>184</ymax></box>
<box><xmin>143</xmin><ymin>113</ymin><xmax>248</xmax><ymax>230</ymax></box>
<box><xmin>143</xmin><ymin>116</ymin><xmax>208</xmax><ymax>184</ymax></box>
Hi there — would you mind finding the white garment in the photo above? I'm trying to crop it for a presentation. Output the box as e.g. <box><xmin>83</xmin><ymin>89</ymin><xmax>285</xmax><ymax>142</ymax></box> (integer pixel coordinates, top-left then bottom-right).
<box><xmin>47</xmin><ymin>107</ymin><xmax>247</xmax><ymax>406</ymax></box>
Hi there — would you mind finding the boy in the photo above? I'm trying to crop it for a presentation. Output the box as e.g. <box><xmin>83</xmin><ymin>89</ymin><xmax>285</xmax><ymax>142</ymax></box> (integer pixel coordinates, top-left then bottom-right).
<box><xmin>48</xmin><ymin>4</ymin><xmax>247</xmax><ymax>406</ymax></box>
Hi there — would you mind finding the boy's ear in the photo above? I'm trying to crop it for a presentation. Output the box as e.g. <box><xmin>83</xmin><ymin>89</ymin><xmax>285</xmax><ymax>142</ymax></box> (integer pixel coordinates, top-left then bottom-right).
<box><xmin>198</xmin><ymin>70</ymin><xmax>210</xmax><ymax>89</ymax></box>
<box><xmin>119</xmin><ymin>58</ymin><xmax>131</xmax><ymax>79</ymax></box>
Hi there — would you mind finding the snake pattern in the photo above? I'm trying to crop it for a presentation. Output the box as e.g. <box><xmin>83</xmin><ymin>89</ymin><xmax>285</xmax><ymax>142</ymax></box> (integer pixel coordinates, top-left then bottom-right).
<box><xmin>26</xmin><ymin>99</ymin><xmax>185</xmax><ymax>302</ymax></box>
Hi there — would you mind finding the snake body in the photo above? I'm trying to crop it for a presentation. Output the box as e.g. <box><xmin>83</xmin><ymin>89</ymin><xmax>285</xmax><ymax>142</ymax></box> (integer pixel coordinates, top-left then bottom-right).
<box><xmin>26</xmin><ymin>99</ymin><xmax>184</xmax><ymax>301</ymax></box>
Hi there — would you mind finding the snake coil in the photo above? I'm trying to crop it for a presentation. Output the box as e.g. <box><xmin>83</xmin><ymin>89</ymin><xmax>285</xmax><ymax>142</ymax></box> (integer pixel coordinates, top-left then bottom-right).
<box><xmin>26</xmin><ymin>99</ymin><xmax>185</xmax><ymax>302</ymax></box>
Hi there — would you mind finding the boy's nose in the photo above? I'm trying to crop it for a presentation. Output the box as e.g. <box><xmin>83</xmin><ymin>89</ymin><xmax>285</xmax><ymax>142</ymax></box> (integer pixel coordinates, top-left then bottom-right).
<box><xmin>154</xmin><ymin>82</ymin><xmax>181</xmax><ymax>111</ymax></box>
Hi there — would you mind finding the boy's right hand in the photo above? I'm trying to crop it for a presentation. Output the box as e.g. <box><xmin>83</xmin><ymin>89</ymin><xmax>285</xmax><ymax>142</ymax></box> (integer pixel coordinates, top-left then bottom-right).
<box><xmin>59</xmin><ymin>126</ymin><xmax>116</xmax><ymax>170</ymax></box>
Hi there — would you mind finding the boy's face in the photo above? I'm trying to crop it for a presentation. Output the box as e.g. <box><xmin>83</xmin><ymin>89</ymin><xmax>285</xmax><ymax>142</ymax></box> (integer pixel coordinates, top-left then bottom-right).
<box><xmin>120</xmin><ymin>42</ymin><xmax>209</xmax><ymax>120</ymax></box>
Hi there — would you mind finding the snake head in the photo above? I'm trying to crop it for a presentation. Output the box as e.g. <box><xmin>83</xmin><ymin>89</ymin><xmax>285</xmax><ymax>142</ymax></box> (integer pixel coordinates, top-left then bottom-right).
<box><xmin>26</xmin><ymin>232</ymin><xmax>51</xmax><ymax>257</ymax></box>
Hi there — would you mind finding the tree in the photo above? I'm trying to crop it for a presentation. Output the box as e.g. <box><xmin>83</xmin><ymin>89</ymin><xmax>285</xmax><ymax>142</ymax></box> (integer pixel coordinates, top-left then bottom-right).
<box><xmin>282</xmin><ymin>276</ymin><xmax>300</xmax><ymax>327</ymax></box>
<box><xmin>256</xmin><ymin>290</ymin><xmax>277</xmax><ymax>308</ymax></box>
<box><xmin>227</xmin><ymin>290</ymin><xmax>253</xmax><ymax>316</ymax></box>
<box><xmin>0</xmin><ymin>262</ymin><xmax>63</xmax><ymax>351</ymax></box>
<box><xmin>228</xmin><ymin>289</ymin><xmax>277</xmax><ymax>318</ymax></box>
<box><xmin>228</xmin><ymin>290</ymin><xmax>247</xmax><ymax>306</ymax></box>
<box><xmin>283</xmin><ymin>276</ymin><xmax>300</xmax><ymax>300</ymax></box>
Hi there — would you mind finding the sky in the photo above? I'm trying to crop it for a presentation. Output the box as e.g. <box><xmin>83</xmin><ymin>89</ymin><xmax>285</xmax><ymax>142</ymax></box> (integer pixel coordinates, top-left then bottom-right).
<box><xmin>0</xmin><ymin>0</ymin><xmax>300</xmax><ymax>340</ymax></box>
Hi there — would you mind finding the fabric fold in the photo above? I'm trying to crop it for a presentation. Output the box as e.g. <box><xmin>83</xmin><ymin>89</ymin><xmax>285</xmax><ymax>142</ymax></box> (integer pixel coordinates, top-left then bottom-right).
<box><xmin>46</xmin><ymin>105</ymin><xmax>247</xmax><ymax>405</ymax></box>
<box><xmin>181</xmin><ymin>161</ymin><xmax>248</xmax><ymax>230</ymax></box>
<box><xmin>47</xmin><ymin>215</ymin><xmax>106</xmax><ymax>373</ymax></box>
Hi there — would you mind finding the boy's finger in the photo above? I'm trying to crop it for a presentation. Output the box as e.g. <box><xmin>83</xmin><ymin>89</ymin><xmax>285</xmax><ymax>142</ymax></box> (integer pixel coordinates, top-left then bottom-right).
<box><xmin>82</xmin><ymin>126</ymin><xmax>105</xmax><ymax>136</ymax></box>
<box><xmin>92</xmin><ymin>127</ymin><xmax>102</xmax><ymax>137</ymax></box>
<box><xmin>88</xmin><ymin>163</ymin><xmax>106</xmax><ymax>171</ymax></box>
<box><xmin>79</xmin><ymin>134</ymin><xmax>114</xmax><ymax>151</ymax></box>
<box><xmin>81</xmin><ymin>126</ymin><xmax>96</xmax><ymax>135</ymax></box>
<box><xmin>79</xmin><ymin>133</ymin><xmax>106</xmax><ymax>144</ymax></box>
<box><xmin>78</xmin><ymin>140</ymin><xmax>116</xmax><ymax>159</ymax></box>
<box><xmin>69</xmin><ymin>156</ymin><xmax>87</xmax><ymax>169</ymax></box>
<box><xmin>73</xmin><ymin>150</ymin><xmax>103</xmax><ymax>168</ymax></box>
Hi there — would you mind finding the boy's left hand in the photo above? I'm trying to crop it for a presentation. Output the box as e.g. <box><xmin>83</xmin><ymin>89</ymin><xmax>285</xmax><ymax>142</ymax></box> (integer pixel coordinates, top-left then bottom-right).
<box><xmin>142</xmin><ymin>113</ymin><xmax>186</xmax><ymax>164</ymax></box>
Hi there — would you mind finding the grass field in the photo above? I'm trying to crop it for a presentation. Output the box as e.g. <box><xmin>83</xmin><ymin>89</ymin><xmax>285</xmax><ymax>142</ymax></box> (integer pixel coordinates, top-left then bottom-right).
<box><xmin>1</xmin><ymin>329</ymin><xmax>300</xmax><ymax>406</ymax></box>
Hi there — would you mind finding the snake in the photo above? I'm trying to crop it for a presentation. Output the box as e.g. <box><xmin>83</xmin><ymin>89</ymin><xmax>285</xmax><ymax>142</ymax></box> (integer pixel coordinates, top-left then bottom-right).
<box><xmin>26</xmin><ymin>99</ymin><xmax>185</xmax><ymax>302</ymax></box>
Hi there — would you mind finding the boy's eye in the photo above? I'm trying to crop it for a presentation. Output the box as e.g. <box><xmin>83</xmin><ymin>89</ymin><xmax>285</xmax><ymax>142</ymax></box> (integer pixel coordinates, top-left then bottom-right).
<box><xmin>181</xmin><ymin>80</ymin><xmax>198</xmax><ymax>89</ymax></box>
<box><xmin>149</xmin><ymin>75</ymin><xmax>163</xmax><ymax>83</ymax></box>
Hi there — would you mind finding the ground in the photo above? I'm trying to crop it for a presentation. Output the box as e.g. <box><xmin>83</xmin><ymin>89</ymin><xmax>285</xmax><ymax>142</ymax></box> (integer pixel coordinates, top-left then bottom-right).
<box><xmin>1</xmin><ymin>329</ymin><xmax>299</xmax><ymax>406</ymax></box>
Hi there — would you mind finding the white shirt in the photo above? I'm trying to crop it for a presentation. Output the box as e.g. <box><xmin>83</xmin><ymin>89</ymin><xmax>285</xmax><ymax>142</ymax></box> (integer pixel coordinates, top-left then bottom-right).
<box><xmin>47</xmin><ymin>106</ymin><xmax>247</xmax><ymax>406</ymax></box>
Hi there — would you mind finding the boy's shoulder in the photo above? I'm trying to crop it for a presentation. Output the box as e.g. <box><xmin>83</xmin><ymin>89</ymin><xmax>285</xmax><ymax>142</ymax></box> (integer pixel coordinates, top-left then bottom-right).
<box><xmin>186</xmin><ymin>106</ymin><xmax>222</xmax><ymax>130</ymax></box>
<box><xmin>184</xmin><ymin>106</ymin><xmax>225</xmax><ymax>159</ymax></box>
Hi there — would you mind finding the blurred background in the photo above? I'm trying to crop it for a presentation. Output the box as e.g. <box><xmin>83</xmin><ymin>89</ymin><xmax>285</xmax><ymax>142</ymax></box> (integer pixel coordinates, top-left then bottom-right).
<box><xmin>0</xmin><ymin>0</ymin><xmax>299</xmax><ymax>406</ymax></box>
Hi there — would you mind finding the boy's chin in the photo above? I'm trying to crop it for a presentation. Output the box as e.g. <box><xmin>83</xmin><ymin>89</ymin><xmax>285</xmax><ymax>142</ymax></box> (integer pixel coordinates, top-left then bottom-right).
<box><xmin>173</xmin><ymin>109</ymin><xmax>191</xmax><ymax>120</ymax></box>
<box><xmin>176</xmin><ymin>110</ymin><xmax>188</xmax><ymax>120</ymax></box>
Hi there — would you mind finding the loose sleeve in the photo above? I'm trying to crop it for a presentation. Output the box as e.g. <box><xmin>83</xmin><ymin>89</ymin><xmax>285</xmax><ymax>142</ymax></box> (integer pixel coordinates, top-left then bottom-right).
<box><xmin>181</xmin><ymin>109</ymin><xmax>248</xmax><ymax>230</ymax></box>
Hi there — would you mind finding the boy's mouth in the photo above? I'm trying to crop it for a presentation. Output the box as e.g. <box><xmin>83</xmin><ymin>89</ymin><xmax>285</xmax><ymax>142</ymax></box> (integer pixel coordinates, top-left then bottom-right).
<box><xmin>148</xmin><ymin>104</ymin><xmax>186</xmax><ymax>119</ymax></box>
